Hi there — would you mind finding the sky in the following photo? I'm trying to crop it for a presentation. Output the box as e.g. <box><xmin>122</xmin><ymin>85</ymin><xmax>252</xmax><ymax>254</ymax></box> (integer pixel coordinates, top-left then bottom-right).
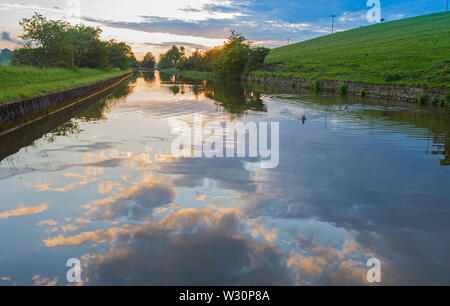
<box><xmin>0</xmin><ymin>0</ymin><xmax>447</xmax><ymax>59</ymax></box>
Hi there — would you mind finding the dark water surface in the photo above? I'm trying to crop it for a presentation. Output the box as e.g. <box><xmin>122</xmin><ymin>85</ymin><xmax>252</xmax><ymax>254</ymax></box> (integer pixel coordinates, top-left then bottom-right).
<box><xmin>0</xmin><ymin>71</ymin><xmax>449</xmax><ymax>285</ymax></box>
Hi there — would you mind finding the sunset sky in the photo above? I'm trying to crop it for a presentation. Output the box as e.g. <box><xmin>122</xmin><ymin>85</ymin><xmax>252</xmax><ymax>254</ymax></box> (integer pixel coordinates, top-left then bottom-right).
<box><xmin>0</xmin><ymin>0</ymin><xmax>446</xmax><ymax>59</ymax></box>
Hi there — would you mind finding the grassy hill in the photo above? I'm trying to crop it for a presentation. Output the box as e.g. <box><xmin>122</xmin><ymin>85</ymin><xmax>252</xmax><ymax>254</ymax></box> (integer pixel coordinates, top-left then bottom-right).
<box><xmin>0</xmin><ymin>66</ymin><xmax>130</xmax><ymax>103</ymax></box>
<box><xmin>254</xmin><ymin>13</ymin><xmax>449</xmax><ymax>89</ymax></box>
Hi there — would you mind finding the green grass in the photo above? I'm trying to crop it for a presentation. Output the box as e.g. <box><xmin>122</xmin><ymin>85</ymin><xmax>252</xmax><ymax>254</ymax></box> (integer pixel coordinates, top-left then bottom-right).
<box><xmin>159</xmin><ymin>69</ymin><xmax>217</xmax><ymax>81</ymax></box>
<box><xmin>254</xmin><ymin>13</ymin><xmax>450</xmax><ymax>89</ymax></box>
<box><xmin>0</xmin><ymin>66</ymin><xmax>131</xmax><ymax>103</ymax></box>
<box><xmin>178</xmin><ymin>70</ymin><xmax>217</xmax><ymax>80</ymax></box>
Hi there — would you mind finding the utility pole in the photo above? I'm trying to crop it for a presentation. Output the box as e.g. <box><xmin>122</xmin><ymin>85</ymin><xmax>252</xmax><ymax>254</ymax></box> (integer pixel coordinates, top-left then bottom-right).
<box><xmin>447</xmin><ymin>0</ymin><xmax>448</xmax><ymax>13</ymax></box>
<box><xmin>331</xmin><ymin>15</ymin><xmax>336</xmax><ymax>33</ymax></box>
<box><xmin>287</xmin><ymin>38</ymin><xmax>290</xmax><ymax>45</ymax></box>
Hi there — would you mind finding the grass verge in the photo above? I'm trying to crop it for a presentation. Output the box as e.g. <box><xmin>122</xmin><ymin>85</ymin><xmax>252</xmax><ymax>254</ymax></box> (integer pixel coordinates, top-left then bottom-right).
<box><xmin>253</xmin><ymin>13</ymin><xmax>450</xmax><ymax>89</ymax></box>
<box><xmin>0</xmin><ymin>66</ymin><xmax>131</xmax><ymax>103</ymax></box>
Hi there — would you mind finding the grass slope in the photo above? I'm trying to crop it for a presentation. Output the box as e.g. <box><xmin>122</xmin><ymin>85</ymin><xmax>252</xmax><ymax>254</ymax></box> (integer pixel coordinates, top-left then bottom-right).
<box><xmin>255</xmin><ymin>13</ymin><xmax>449</xmax><ymax>89</ymax></box>
<box><xmin>0</xmin><ymin>66</ymin><xmax>130</xmax><ymax>103</ymax></box>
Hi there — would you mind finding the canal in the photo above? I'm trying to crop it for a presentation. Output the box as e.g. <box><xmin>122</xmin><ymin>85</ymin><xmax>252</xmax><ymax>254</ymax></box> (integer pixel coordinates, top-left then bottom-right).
<box><xmin>0</xmin><ymin>70</ymin><xmax>449</xmax><ymax>285</ymax></box>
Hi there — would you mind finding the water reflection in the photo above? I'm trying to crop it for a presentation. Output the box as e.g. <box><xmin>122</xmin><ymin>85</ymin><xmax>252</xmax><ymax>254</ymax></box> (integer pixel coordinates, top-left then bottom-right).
<box><xmin>0</xmin><ymin>71</ymin><xmax>449</xmax><ymax>286</ymax></box>
<box><xmin>0</xmin><ymin>77</ymin><xmax>135</xmax><ymax>163</ymax></box>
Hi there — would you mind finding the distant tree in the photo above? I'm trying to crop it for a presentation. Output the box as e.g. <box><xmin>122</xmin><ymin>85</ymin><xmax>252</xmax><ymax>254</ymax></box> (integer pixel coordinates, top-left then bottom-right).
<box><xmin>142</xmin><ymin>52</ymin><xmax>156</xmax><ymax>69</ymax></box>
<box><xmin>178</xmin><ymin>49</ymin><xmax>208</xmax><ymax>71</ymax></box>
<box><xmin>158</xmin><ymin>30</ymin><xmax>270</xmax><ymax>79</ymax></box>
<box><xmin>211</xmin><ymin>31</ymin><xmax>251</xmax><ymax>79</ymax></box>
<box><xmin>65</xmin><ymin>25</ymin><xmax>107</xmax><ymax>68</ymax></box>
<box><xmin>245</xmin><ymin>46</ymin><xmax>270</xmax><ymax>72</ymax></box>
<box><xmin>107</xmin><ymin>40</ymin><xmax>135</xmax><ymax>70</ymax></box>
<box><xmin>159</xmin><ymin>45</ymin><xmax>185</xmax><ymax>69</ymax></box>
<box><xmin>11</xmin><ymin>12</ymin><xmax>136</xmax><ymax>70</ymax></box>
<box><xmin>15</xmin><ymin>12</ymin><xmax>70</xmax><ymax>67</ymax></box>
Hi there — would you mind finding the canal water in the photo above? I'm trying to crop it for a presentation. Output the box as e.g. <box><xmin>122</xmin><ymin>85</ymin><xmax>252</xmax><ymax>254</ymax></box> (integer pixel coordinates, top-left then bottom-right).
<box><xmin>0</xmin><ymin>71</ymin><xmax>449</xmax><ymax>285</ymax></box>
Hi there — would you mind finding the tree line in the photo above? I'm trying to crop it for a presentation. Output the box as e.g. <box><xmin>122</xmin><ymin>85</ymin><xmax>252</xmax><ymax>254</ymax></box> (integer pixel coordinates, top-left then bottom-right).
<box><xmin>157</xmin><ymin>31</ymin><xmax>270</xmax><ymax>79</ymax></box>
<box><xmin>11</xmin><ymin>13</ymin><xmax>137</xmax><ymax>70</ymax></box>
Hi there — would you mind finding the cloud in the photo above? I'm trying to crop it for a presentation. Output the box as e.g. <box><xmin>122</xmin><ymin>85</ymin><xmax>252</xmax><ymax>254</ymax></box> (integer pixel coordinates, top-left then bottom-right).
<box><xmin>141</xmin><ymin>41</ymin><xmax>210</xmax><ymax>51</ymax></box>
<box><xmin>38</xmin><ymin>219</ymin><xmax>58</xmax><ymax>226</ymax></box>
<box><xmin>1</xmin><ymin>31</ymin><xmax>17</xmax><ymax>43</ymax></box>
<box><xmin>196</xmin><ymin>194</ymin><xmax>206</xmax><ymax>201</ymax></box>
<box><xmin>79</xmin><ymin>208</ymin><xmax>291</xmax><ymax>285</ymax></box>
<box><xmin>0</xmin><ymin>203</ymin><xmax>48</xmax><ymax>219</ymax></box>
<box><xmin>287</xmin><ymin>238</ymin><xmax>371</xmax><ymax>285</ymax></box>
<box><xmin>83</xmin><ymin>173</ymin><xmax>177</xmax><ymax>221</ymax></box>
<box><xmin>82</xmin><ymin>15</ymin><xmax>232</xmax><ymax>40</ymax></box>
<box><xmin>32</xmin><ymin>275</ymin><xmax>58</xmax><ymax>286</ymax></box>
<box><xmin>43</xmin><ymin>226</ymin><xmax>129</xmax><ymax>247</ymax></box>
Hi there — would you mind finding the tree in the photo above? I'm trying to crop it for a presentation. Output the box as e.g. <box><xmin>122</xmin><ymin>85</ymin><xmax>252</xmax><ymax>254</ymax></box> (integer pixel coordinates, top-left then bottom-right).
<box><xmin>142</xmin><ymin>52</ymin><xmax>156</xmax><ymax>69</ymax></box>
<box><xmin>211</xmin><ymin>31</ymin><xmax>251</xmax><ymax>79</ymax></box>
<box><xmin>16</xmin><ymin>12</ymin><xmax>70</xmax><ymax>67</ymax></box>
<box><xmin>245</xmin><ymin>46</ymin><xmax>270</xmax><ymax>73</ymax></box>
<box><xmin>107</xmin><ymin>40</ymin><xmax>135</xmax><ymax>70</ymax></box>
<box><xmin>159</xmin><ymin>45</ymin><xmax>185</xmax><ymax>69</ymax></box>
<box><xmin>65</xmin><ymin>25</ymin><xmax>107</xmax><ymax>68</ymax></box>
<box><xmin>178</xmin><ymin>49</ymin><xmax>208</xmax><ymax>71</ymax></box>
<box><xmin>158</xmin><ymin>30</ymin><xmax>270</xmax><ymax>79</ymax></box>
<box><xmin>11</xmin><ymin>12</ymin><xmax>136</xmax><ymax>70</ymax></box>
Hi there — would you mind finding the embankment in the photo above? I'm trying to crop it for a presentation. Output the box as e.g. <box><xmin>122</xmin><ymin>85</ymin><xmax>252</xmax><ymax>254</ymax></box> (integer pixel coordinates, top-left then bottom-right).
<box><xmin>0</xmin><ymin>72</ymin><xmax>132</xmax><ymax>136</ymax></box>
<box><xmin>246</xmin><ymin>75</ymin><xmax>447</xmax><ymax>103</ymax></box>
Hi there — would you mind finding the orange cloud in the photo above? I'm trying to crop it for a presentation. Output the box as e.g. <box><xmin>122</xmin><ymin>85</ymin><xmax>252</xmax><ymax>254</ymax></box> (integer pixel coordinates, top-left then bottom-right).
<box><xmin>196</xmin><ymin>194</ymin><xmax>206</xmax><ymax>201</ymax></box>
<box><xmin>0</xmin><ymin>204</ymin><xmax>48</xmax><ymax>219</ymax></box>
<box><xmin>38</xmin><ymin>219</ymin><xmax>58</xmax><ymax>226</ymax></box>
<box><xmin>60</xmin><ymin>224</ymin><xmax>81</xmax><ymax>232</ymax></box>
<box><xmin>32</xmin><ymin>275</ymin><xmax>58</xmax><ymax>286</ymax></box>
<box><xmin>43</xmin><ymin>227</ymin><xmax>129</xmax><ymax>247</ymax></box>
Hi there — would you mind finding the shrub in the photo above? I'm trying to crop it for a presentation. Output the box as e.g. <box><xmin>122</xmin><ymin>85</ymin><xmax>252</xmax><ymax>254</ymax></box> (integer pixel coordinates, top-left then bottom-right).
<box><xmin>384</xmin><ymin>73</ymin><xmax>401</xmax><ymax>82</ymax></box>
<box><xmin>445</xmin><ymin>92</ymin><xmax>450</xmax><ymax>106</ymax></box>
<box><xmin>417</xmin><ymin>92</ymin><xmax>429</xmax><ymax>105</ymax></box>
<box><xmin>339</xmin><ymin>84</ymin><xmax>348</xmax><ymax>95</ymax></box>
<box><xmin>432</xmin><ymin>96</ymin><xmax>440</xmax><ymax>106</ymax></box>
<box><xmin>313</xmin><ymin>80</ymin><xmax>323</xmax><ymax>92</ymax></box>
<box><xmin>360</xmin><ymin>88</ymin><xmax>366</xmax><ymax>97</ymax></box>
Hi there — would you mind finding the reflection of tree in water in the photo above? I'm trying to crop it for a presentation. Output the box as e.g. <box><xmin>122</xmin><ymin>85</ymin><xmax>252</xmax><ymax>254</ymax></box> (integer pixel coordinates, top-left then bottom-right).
<box><xmin>141</xmin><ymin>70</ymin><xmax>155</xmax><ymax>83</ymax></box>
<box><xmin>358</xmin><ymin>108</ymin><xmax>450</xmax><ymax>166</ymax></box>
<box><xmin>192</xmin><ymin>85</ymin><xmax>205</xmax><ymax>100</ymax></box>
<box><xmin>75</xmin><ymin>78</ymin><xmax>135</xmax><ymax>122</ymax></box>
<box><xmin>204</xmin><ymin>80</ymin><xmax>267</xmax><ymax>116</ymax></box>
<box><xmin>159</xmin><ymin>72</ymin><xmax>177</xmax><ymax>84</ymax></box>
<box><xmin>42</xmin><ymin>78</ymin><xmax>136</xmax><ymax>142</ymax></box>
<box><xmin>159</xmin><ymin>72</ymin><xmax>204</xmax><ymax>85</ymax></box>
<box><xmin>44</xmin><ymin>120</ymin><xmax>82</xmax><ymax>143</ymax></box>
<box><xmin>169</xmin><ymin>85</ymin><xmax>181</xmax><ymax>95</ymax></box>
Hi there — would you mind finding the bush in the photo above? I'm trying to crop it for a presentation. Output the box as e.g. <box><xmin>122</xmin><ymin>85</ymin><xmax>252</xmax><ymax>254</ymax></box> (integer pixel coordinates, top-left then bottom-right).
<box><xmin>11</xmin><ymin>13</ymin><xmax>136</xmax><ymax>70</ymax></box>
<box><xmin>245</xmin><ymin>46</ymin><xmax>270</xmax><ymax>72</ymax></box>
<box><xmin>432</xmin><ymin>96</ymin><xmax>440</xmax><ymax>106</ymax></box>
<box><xmin>360</xmin><ymin>88</ymin><xmax>366</xmax><ymax>97</ymax></box>
<box><xmin>384</xmin><ymin>73</ymin><xmax>401</xmax><ymax>82</ymax></box>
<box><xmin>417</xmin><ymin>92</ymin><xmax>429</xmax><ymax>105</ymax></box>
<box><xmin>313</xmin><ymin>80</ymin><xmax>323</xmax><ymax>92</ymax></box>
<box><xmin>445</xmin><ymin>92</ymin><xmax>450</xmax><ymax>106</ymax></box>
<box><xmin>339</xmin><ymin>84</ymin><xmax>348</xmax><ymax>95</ymax></box>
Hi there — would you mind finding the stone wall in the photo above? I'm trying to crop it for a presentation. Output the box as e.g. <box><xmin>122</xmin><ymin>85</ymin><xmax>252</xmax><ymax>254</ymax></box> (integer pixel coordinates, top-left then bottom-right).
<box><xmin>0</xmin><ymin>72</ymin><xmax>132</xmax><ymax>136</ymax></box>
<box><xmin>246</xmin><ymin>75</ymin><xmax>446</xmax><ymax>103</ymax></box>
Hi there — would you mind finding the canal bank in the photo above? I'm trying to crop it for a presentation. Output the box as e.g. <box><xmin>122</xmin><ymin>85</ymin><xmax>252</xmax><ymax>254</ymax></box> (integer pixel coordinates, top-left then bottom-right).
<box><xmin>0</xmin><ymin>72</ymin><xmax>133</xmax><ymax>136</ymax></box>
<box><xmin>245</xmin><ymin>75</ymin><xmax>448</xmax><ymax>105</ymax></box>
